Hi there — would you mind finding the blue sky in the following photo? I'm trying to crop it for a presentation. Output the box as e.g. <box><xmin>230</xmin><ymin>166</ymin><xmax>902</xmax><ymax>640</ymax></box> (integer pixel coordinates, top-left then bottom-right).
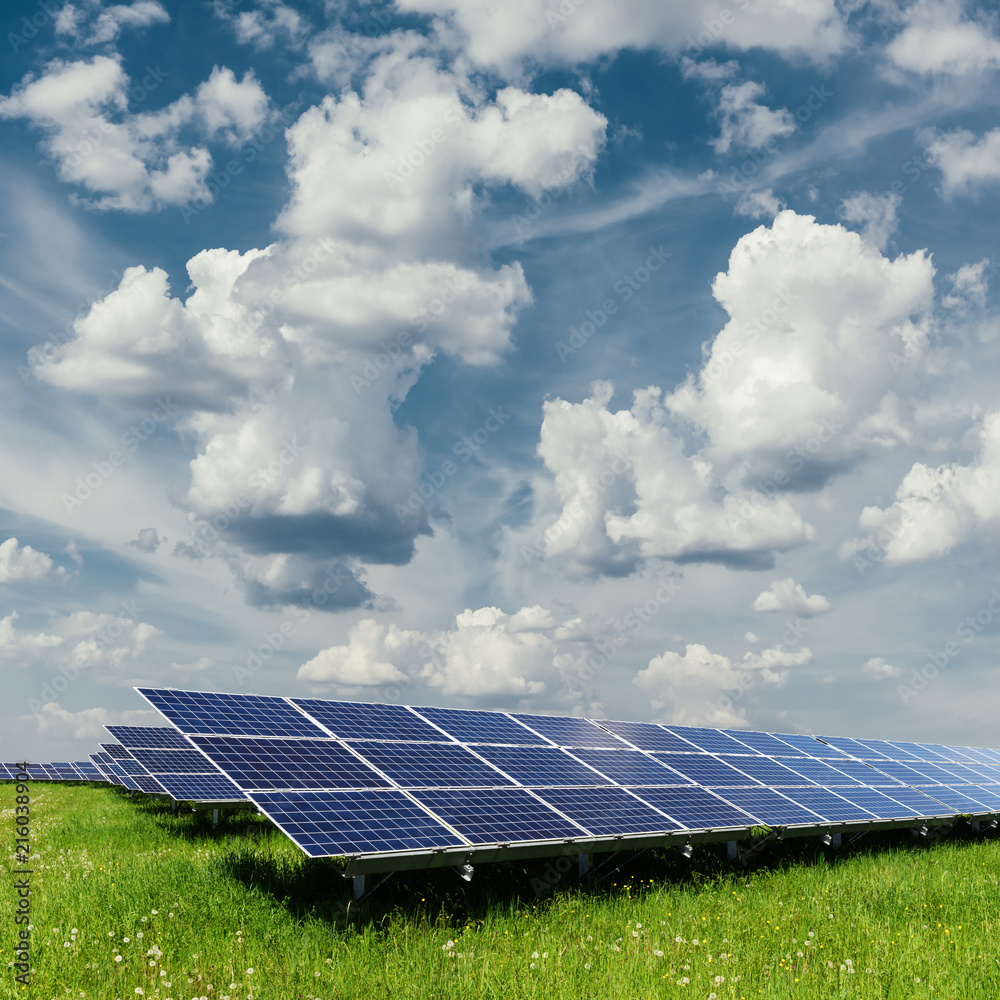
<box><xmin>2</xmin><ymin>0</ymin><xmax>1000</xmax><ymax>759</ymax></box>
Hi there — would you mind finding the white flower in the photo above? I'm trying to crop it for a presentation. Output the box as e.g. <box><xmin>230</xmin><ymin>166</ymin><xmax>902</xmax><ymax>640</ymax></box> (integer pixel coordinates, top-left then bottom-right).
<box><xmin>114</xmin><ymin>956</ymin><xmax>123</xmax><ymax>963</ymax></box>
<box><xmin>653</xmin><ymin>950</ymin><xmax>663</xmax><ymax>957</ymax></box>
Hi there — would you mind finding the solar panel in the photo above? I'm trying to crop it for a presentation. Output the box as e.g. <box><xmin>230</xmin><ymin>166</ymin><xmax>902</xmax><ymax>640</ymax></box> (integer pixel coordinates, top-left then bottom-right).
<box><xmin>410</xmin><ymin>706</ymin><xmax>548</xmax><ymax>746</ymax></box>
<box><xmin>510</xmin><ymin>713</ymin><xmax>631</xmax><ymax>749</ymax></box>
<box><xmin>532</xmin><ymin>786</ymin><xmax>682</xmax><ymax>836</ymax></box>
<box><xmin>347</xmin><ymin>741</ymin><xmax>515</xmax><ymax>788</ymax></box>
<box><xmin>833</xmin><ymin>787</ymin><xmax>927</xmax><ymax>820</ymax></box>
<box><xmin>727</xmin><ymin>730</ymin><xmax>809</xmax><ymax>757</ymax></box>
<box><xmin>132</xmin><ymin>775</ymin><xmax>169</xmax><ymax>795</ymax></box>
<box><xmin>593</xmin><ymin>719</ymin><xmax>703</xmax><ymax>753</ymax></box>
<box><xmin>780</xmin><ymin>758</ymin><xmax>865</xmax><ymax>785</ymax></box>
<box><xmin>410</xmin><ymin>787</ymin><xmax>586</xmax><ymax>843</ymax></box>
<box><xmin>470</xmin><ymin>745</ymin><xmax>609</xmax><ymax>787</ymax></box>
<box><xmin>101</xmin><ymin>743</ymin><xmax>135</xmax><ymax>759</ymax></box>
<box><xmin>136</xmin><ymin>688</ymin><xmax>327</xmax><ymax>738</ymax></box>
<box><xmin>865</xmin><ymin>760</ymin><xmax>932</xmax><ymax>784</ymax></box>
<box><xmin>653</xmin><ymin>755</ymin><xmax>762</xmax><ymax>787</ymax></box>
<box><xmin>629</xmin><ymin>786</ymin><xmax>754</xmax><ymax>830</ymax></box>
<box><xmin>152</xmin><ymin>772</ymin><xmax>246</xmax><ymax>802</ymax></box>
<box><xmin>877</xmin><ymin>786</ymin><xmax>959</xmax><ymax>816</ymax></box>
<box><xmin>773</xmin><ymin>733</ymin><xmax>852</xmax><ymax>758</ymax></box>
<box><xmin>855</xmin><ymin>739</ymin><xmax>922</xmax><ymax>761</ymax></box>
<box><xmin>129</xmin><ymin>748</ymin><xmax>223</xmax><ymax>774</ymax></box>
<box><xmin>189</xmin><ymin>736</ymin><xmax>392</xmax><ymax>791</ymax></box>
<box><xmin>718</xmin><ymin>756</ymin><xmax>818</xmax><ymax>786</ymax></box>
<box><xmin>568</xmin><ymin>748</ymin><xmax>694</xmax><ymax>786</ymax></box>
<box><xmin>666</xmin><ymin>726</ymin><xmax>764</xmax><ymax>755</ymax></box>
<box><xmin>291</xmin><ymin>699</ymin><xmax>450</xmax><ymax>742</ymax></box>
<box><xmin>923</xmin><ymin>786</ymin><xmax>996</xmax><ymax>812</ymax></box>
<box><xmin>889</xmin><ymin>741</ymin><xmax>950</xmax><ymax>762</ymax></box>
<box><xmin>778</xmin><ymin>788</ymin><xmax>878</xmax><ymax>822</ymax></box>
<box><xmin>106</xmin><ymin>726</ymin><xmax>193</xmax><ymax>749</ymax></box>
<box><xmin>249</xmin><ymin>789</ymin><xmax>467</xmax><ymax>856</ymax></box>
<box><xmin>719</xmin><ymin>787</ymin><xmax>825</xmax><ymax>826</ymax></box>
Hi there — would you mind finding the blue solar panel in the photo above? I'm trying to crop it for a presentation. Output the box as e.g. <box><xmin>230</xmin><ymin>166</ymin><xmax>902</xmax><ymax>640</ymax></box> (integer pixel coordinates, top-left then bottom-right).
<box><xmin>720</xmin><ymin>756</ymin><xmax>817</xmax><ymax>786</ymax></box>
<box><xmin>666</xmin><ymin>727</ymin><xmax>764</xmax><ymax>755</ymax></box>
<box><xmin>250</xmin><ymin>788</ymin><xmax>467</xmax><ymax>856</ymax></box>
<box><xmin>532</xmin><ymin>786</ymin><xmax>681</xmax><ymax>836</ymax></box>
<box><xmin>117</xmin><ymin>759</ymin><xmax>149</xmax><ymax>776</ymax></box>
<box><xmin>889</xmin><ymin>741</ymin><xmax>950</xmax><ymax>762</ymax></box>
<box><xmin>943</xmin><ymin>763</ymin><xmax>997</xmax><ymax>782</ymax></box>
<box><xmin>511</xmin><ymin>713</ymin><xmax>630</xmax><ymax>748</ymax></box>
<box><xmin>137</xmin><ymin>688</ymin><xmax>327</xmax><ymax>738</ymax></box>
<box><xmin>876</xmin><ymin>786</ymin><xmax>959</xmax><ymax>816</ymax></box>
<box><xmin>593</xmin><ymin>719</ymin><xmax>703</xmax><ymax>753</ymax></box>
<box><xmin>773</xmin><ymin>733</ymin><xmax>852</xmax><ymax>758</ymax></box>
<box><xmin>953</xmin><ymin>785</ymin><xmax>1000</xmax><ymax>809</ymax></box>
<box><xmin>855</xmin><ymin>739</ymin><xmax>922</xmax><ymax>761</ymax></box>
<box><xmin>291</xmin><ymin>699</ymin><xmax>450</xmax><ymax>742</ymax></box>
<box><xmin>727</xmin><ymin>730</ymin><xmax>809</xmax><ymax>756</ymax></box>
<box><xmin>833</xmin><ymin>787</ymin><xmax>925</xmax><ymax>819</ymax></box>
<box><xmin>718</xmin><ymin>787</ymin><xmax>824</xmax><ymax>826</ymax></box>
<box><xmin>410</xmin><ymin>706</ymin><xmax>548</xmax><ymax>745</ymax></box>
<box><xmin>829</xmin><ymin>759</ymin><xmax>904</xmax><ymax>785</ymax></box>
<box><xmin>152</xmin><ymin>772</ymin><xmax>246</xmax><ymax>802</ymax></box>
<box><xmin>629</xmin><ymin>786</ymin><xmax>754</xmax><ymax>829</ymax></box>
<box><xmin>129</xmin><ymin>748</ymin><xmax>215</xmax><ymax>774</ymax></box>
<box><xmin>190</xmin><ymin>736</ymin><xmax>391</xmax><ymax>791</ymax></box>
<box><xmin>101</xmin><ymin>743</ymin><xmax>135</xmax><ymax>759</ymax></box>
<box><xmin>778</xmin><ymin>788</ymin><xmax>878</xmax><ymax>822</ymax></box>
<box><xmin>411</xmin><ymin>787</ymin><xmax>586</xmax><ymax>843</ymax></box>
<box><xmin>653</xmin><ymin>755</ymin><xmax>762</xmax><ymax>787</ymax></box>
<box><xmin>348</xmin><ymin>741</ymin><xmax>514</xmax><ymax>787</ymax></box>
<box><xmin>866</xmin><ymin>760</ymin><xmax>933</xmax><ymax>784</ymax></box>
<box><xmin>106</xmin><ymin>726</ymin><xmax>192</xmax><ymax>749</ymax></box>
<box><xmin>132</xmin><ymin>775</ymin><xmax>169</xmax><ymax>795</ymax></box>
<box><xmin>954</xmin><ymin>746</ymin><xmax>1000</xmax><ymax>764</ymax></box>
<box><xmin>568</xmin><ymin>748</ymin><xmax>694</xmax><ymax>786</ymax></box>
<box><xmin>814</xmin><ymin>735</ymin><xmax>872</xmax><ymax>757</ymax></box>
<box><xmin>924</xmin><ymin>786</ymin><xmax>996</xmax><ymax>813</ymax></box>
<box><xmin>470</xmin><ymin>745</ymin><xmax>609</xmax><ymax>786</ymax></box>
<box><xmin>779</xmin><ymin>758</ymin><xmax>865</xmax><ymax>785</ymax></box>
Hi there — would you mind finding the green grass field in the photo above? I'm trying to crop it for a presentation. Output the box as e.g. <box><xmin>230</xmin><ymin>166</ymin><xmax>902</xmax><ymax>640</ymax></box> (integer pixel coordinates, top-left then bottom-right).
<box><xmin>3</xmin><ymin>783</ymin><xmax>1000</xmax><ymax>999</ymax></box>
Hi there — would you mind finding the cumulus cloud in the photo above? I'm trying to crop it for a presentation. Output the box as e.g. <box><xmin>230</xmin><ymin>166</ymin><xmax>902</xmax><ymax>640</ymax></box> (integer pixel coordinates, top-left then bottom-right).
<box><xmin>752</xmin><ymin>578</ymin><xmax>831</xmax><ymax>616</ymax></box>
<box><xmin>299</xmin><ymin>605</ymin><xmax>590</xmax><ymax>699</ymax></box>
<box><xmin>861</xmin><ymin>656</ymin><xmax>903</xmax><ymax>680</ymax></box>
<box><xmin>633</xmin><ymin>640</ymin><xmax>812</xmax><ymax>726</ymax></box>
<box><xmin>0</xmin><ymin>538</ymin><xmax>66</xmax><ymax>583</ymax></box>
<box><xmin>839</xmin><ymin>190</ymin><xmax>901</xmax><ymax>251</ymax></box>
<box><xmin>214</xmin><ymin>0</ymin><xmax>309</xmax><ymax>51</ymax></box>
<box><xmin>128</xmin><ymin>527</ymin><xmax>163</xmax><ymax>552</ymax></box>
<box><xmin>26</xmin><ymin>702</ymin><xmax>161</xmax><ymax>740</ymax></box>
<box><xmin>926</xmin><ymin>128</ymin><xmax>1000</xmax><ymax>197</ymax></box>
<box><xmin>0</xmin><ymin>58</ymin><xmax>269</xmax><ymax>211</ymax></box>
<box><xmin>734</xmin><ymin>187</ymin><xmax>784</xmax><ymax>219</ymax></box>
<box><xmin>711</xmin><ymin>80</ymin><xmax>795</xmax><ymax>154</ymax></box>
<box><xmin>56</xmin><ymin>0</ymin><xmax>169</xmax><ymax>47</ymax></box>
<box><xmin>848</xmin><ymin>410</ymin><xmax>1000</xmax><ymax>564</ymax></box>
<box><xmin>942</xmin><ymin>258</ymin><xmax>993</xmax><ymax>313</ymax></box>
<box><xmin>395</xmin><ymin>0</ymin><xmax>849</xmax><ymax>76</ymax></box>
<box><xmin>513</xmin><ymin>211</ymin><xmax>936</xmax><ymax>578</ymax></box>
<box><xmin>886</xmin><ymin>0</ymin><xmax>1000</xmax><ymax>76</ymax></box>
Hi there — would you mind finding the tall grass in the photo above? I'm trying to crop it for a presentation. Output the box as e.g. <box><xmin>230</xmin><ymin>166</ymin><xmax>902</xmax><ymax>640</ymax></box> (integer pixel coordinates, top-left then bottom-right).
<box><xmin>2</xmin><ymin>783</ymin><xmax>999</xmax><ymax>998</ymax></box>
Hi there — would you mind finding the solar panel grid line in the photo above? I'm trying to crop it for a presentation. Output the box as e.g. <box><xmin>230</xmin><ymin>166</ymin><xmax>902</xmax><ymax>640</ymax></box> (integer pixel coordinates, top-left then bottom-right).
<box><xmin>106</xmin><ymin>725</ymin><xmax>195</xmax><ymax>750</ymax></box>
<box><xmin>288</xmin><ymin>698</ymin><xmax>459</xmax><ymax>744</ymax></box>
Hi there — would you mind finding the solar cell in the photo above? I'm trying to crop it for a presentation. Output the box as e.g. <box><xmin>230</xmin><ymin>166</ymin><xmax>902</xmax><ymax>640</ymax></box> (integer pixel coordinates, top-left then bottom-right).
<box><xmin>652</xmin><ymin>754</ymin><xmax>762</xmax><ymax>787</ymax></box>
<box><xmin>106</xmin><ymin>726</ymin><xmax>193</xmax><ymax>749</ymax></box>
<box><xmin>132</xmin><ymin>775</ymin><xmax>169</xmax><ymax>795</ymax></box>
<box><xmin>942</xmin><ymin>763</ymin><xmax>997</xmax><ymax>782</ymax></box>
<box><xmin>833</xmin><ymin>787</ymin><xmax>925</xmax><ymax>820</ymax></box>
<box><xmin>152</xmin><ymin>772</ymin><xmax>246</xmax><ymax>802</ymax></box>
<box><xmin>666</xmin><ymin>726</ymin><xmax>764</xmax><ymax>755</ymax></box>
<box><xmin>726</xmin><ymin>731</ymin><xmax>809</xmax><ymax>756</ymax></box>
<box><xmin>907</xmin><ymin>763</ymin><xmax>977</xmax><ymax>783</ymax></box>
<box><xmin>532</xmin><ymin>786</ymin><xmax>681</xmax><ymax>836</ymax></box>
<box><xmin>129</xmin><ymin>748</ymin><xmax>217</xmax><ymax>774</ymax></box>
<box><xmin>411</xmin><ymin>787</ymin><xmax>586</xmax><ymax>843</ymax></box>
<box><xmin>629</xmin><ymin>786</ymin><xmax>754</xmax><ymax>829</ymax></box>
<box><xmin>190</xmin><ymin>736</ymin><xmax>392</xmax><ymax>791</ymax></box>
<box><xmin>470</xmin><ymin>745</ymin><xmax>609</xmax><ymax>787</ymax></box>
<box><xmin>888</xmin><ymin>741</ymin><xmax>950</xmax><ymax>762</ymax></box>
<box><xmin>831</xmin><ymin>759</ymin><xmax>905</xmax><ymax>785</ymax></box>
<box><xmin>779</xmin><ymin>758</ymin><xmax>865</xmax><ymax>785</ymax></box>
<box><xmin>863</xmin><ymin>760</ymin><xmax>933</xmax><ymax>784</ymax></box>
<box><xmin>778</xmin><ymin>788</ymin><xmax>878</xmax><ymax>822</ymax></box>
<box><xmin>955</xmin><ymin>746</ymin><xmax>1000</xmax><ymax>764</ymax></box>
<box><xmin>855</xmin><ymin>739</ymin><xmax>922</xmax><ymax>761</ymax></box>
<box><xmin>568</xmin><ymin>748</ymin><xmax>694</xmax><ymax>786</ymax></box>
<box><xmin>409</xmin><ymin>706</ymin><xmax>548</xmax><ymax>746</ymax></box>
<box><xmin>250</xmin><ymin>789</ymin><xmax>467</xmax><ymax>856</ymax></box>
<box><xmin>137</xmin><ymin>688</ymin><xmax>327</xmax><ymax>738</ymax></box>
<box><xmin>511</xmin><ymin>713</ymin><xmax>630</xmax><ymax>749</ymax></box>
<box><xmin>717</xmin><ymin>787</ymin><xmax>824</xmax><ymax>826</ymax></box>
<box><xmin>101</xmin><ymin>743</ymin><xmax>135</xmax><ymax>759</ymax></box>
<box><xmin>291</xmin><ymin>699</ymin><xmax>450</xmax><ymax>743</ymax></box>
<box><xmin>348</xmin><ymin>740</ymin><xmax>515</xmax><ymax>788</ymax></box>
<box><xmin>117</xmin><ymin>759</ymin><xmax>149</xmax><ymax>776</ymax></box>
<box><xmin>593</xmin><ymin>719</ymin><xmax>703</xmax><ymax>753</ymax></box>
<box><xmin>956</xmin><ymin>785</ymin><xmax>1000</xmax><ymax>809</ymax></box>
<box><xmin>923</xmin><ymin>786</ymin><xmax>995</xmax><ymax>812</ymax></box>
<box><xmin>877</xmin><ymin>786</ymin><xmax>959</xmax><ymax>816</ymax></box>
<box><xmin>772</xmin><ymin>733</ymin><xmax>853</xmax><ymax>758</ymax></box>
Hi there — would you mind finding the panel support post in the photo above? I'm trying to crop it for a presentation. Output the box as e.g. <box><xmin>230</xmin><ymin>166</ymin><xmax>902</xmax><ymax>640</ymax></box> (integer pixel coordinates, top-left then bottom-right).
<box><xmin>726</xmin><ymin>840</ymin><xmax>738</xmax><ymax>862</ymax></box>
<box><xmin>353</xmin><ymin>874</ymin><xmax>367</xmax><ymax>901</ymax></box>
<box><xmin>577</xmin><ymin>853</ymin><xmax>590</xmax><ymax>879</ymax></box>
<box><xmin>212</xmin><ymin>808</ymin><xmax>220</xmax><ymax>829</ymax></box>
<box><xmin>171</xmin><ymin>800</ymin><xmax>178</xmax><ymax>814</ymax></box>
<box><xmin>972</xmin><ymin>821</ymin><xmax>981</xmax><ymax>832</ymax></box>
<box><xmin>831</xmin><ymin>834</ymin><xmax>842</xmax><ymax>849</ymax></box>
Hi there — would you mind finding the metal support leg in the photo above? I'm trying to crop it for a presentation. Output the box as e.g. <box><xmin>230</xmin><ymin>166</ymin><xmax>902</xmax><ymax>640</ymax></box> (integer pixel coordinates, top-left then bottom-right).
<box><xmin>831</xmin><ymin>834</ymin><xmax>842</xmax><ymax>848</ymax></box>
<box><xmin>727</xmin><ymin>840</ymin><xmax>738</xmax><ymax>861</ymax></box>
<box><xmin>577</xmin><ymin>853</ymin><xmax>590</xmax><ymax>878</ymax></box>
<box><xmin>171</xmin><ymin>800</ymin><xmax>178</xmax><ymax>814</ymax></box>
<box><xmin>972</xmin><ymin>821</ymin><xmax>981</xmax><ymax>832</ymax></box>
<box><xmin>353</xmin><ymin>874</ymin><xmax>367</xmax><ymax>901</ymax></box>
<box><xmin>212</xmin><ymin>808</ymin><xmax>220</xmax><ymax>829</ymax></box>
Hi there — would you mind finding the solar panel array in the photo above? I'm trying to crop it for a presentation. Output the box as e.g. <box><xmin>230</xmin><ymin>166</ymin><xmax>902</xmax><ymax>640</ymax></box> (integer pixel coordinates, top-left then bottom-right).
<box><xmin>5</xmin><ymin>688</ymin><xmax>1000</xmax><ymax>874</ymax></box>
<box><xmin>130</xmin><ymin>687</ymin><xmax>1000</xmax><ymax>864</ymax></box>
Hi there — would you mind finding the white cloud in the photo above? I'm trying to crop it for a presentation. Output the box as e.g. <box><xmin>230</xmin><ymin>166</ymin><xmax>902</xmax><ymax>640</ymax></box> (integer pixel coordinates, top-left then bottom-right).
<box><xmin>27</xmin><ymin>702</ymin><xmax>161</xmax><ymax>740</ymax></box>
<box><xmin>734</xmin><ymin>187</ymin><xmax>784</xmax><ymax>219</ymax></box>
<box><xmin>712</xmin><ymin>80</ymin><xmax>795</xmax><ymax>154</ymax></box>
<box><xmin>128</xmin><ymin>527</ymin><xmax>163</xmax><ymax>552</ymax></box>
<box><xmin>395</xmin><ymin>0</ymin><xmax>850</xmax><ymax>76</ymax></box>
<box><xmin>0</xmin><ymin>58</ymin><xmax>269</xmax><ymax>211</ymax></box>
<box><xmin>927</xmin><ymin>128</ymin><xmax>1000</xmax><ymax>197</ymax></box>
<box><xmin>0</xmin><ymin>537</ymin><xmax>66</xmax><ymax>582</ymax></box>
<box><xmin>850</xmin><ymin>410</ymin><xmax>1000</xmax><ymax>563</ymax></box>
<box><xmin>861</xmin><ymin>656</ymin><xmax>903</xmax><ymax>680</ymax></box>
<box><xmin>215</xmin><ymin>0</ymin><xmax>308</xmax><ymax>51</ymax></box>
<box><xmin>633</xmin><ymin>640</ymin><xmax>811</xmax><ymax>726</ymax></box>
<box><xmin>299</xmin><ymin>605</ymin><xmax>589</xmax><ymax>699</ymax></box>
<box><xmin>56</xmin><ymin>0</ymin><xmax>169</xmax><ymax>47</ymax></box>
<box><xmin>886</xmin><ymin>0</ymin><xmax>1000</xmax><ymax>76</ymax></box>
<box><xmin>839</xmin><ymin>190</ymin><xmax>901</xmax><ymax>251</ymax></box>
<box><xmin>752</xmin><ymin>578</ymin><xmax>831</xmax><ymax>616</ymax></box>
<box><xmin>942</xmin><ymin>258</ymin><xmax>992</xmax><ymax>312</ymax></box>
